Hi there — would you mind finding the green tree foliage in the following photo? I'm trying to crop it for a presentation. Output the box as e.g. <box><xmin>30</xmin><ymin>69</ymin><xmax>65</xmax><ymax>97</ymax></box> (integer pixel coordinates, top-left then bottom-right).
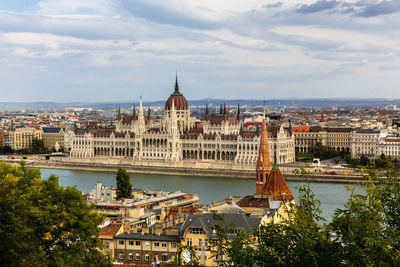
<box><xmin>115</xmin><ymin>167</ymin><xmax>132</xmax><ymax>199</ymax></box>
<box><xmin>344</xmin><ymin>154</ymin><xmax>352</xmax><ymax>164</ymax></box>
<box><xmin>330</xmin><ymin>170</ymin><xmax>400</xmax><ymax>265</ymax></box>
<box><xmin>360</xmin><ymin>154</ymin><xmax>370</xmax><ymax>166</ymax></box>
<box><xmin>32</xmin><ymin>137</ymin><xmax>46</xmax><ymax>154</ymax></box>
<box><xmin>309</xmin><ymin>142</ymin><xmax>339</xmax><ymax>160</ymax></box>
<box><xmin>215</xmin><ymin>169</ymin><xmax>400</xmax><ymax>266</ymax></box>
<box><xmin>0</xmin><ymin>161</ymin><xmax>112</xmax><ymax>266</ymax></box>
<box><xmin>375</xmin><ymin>153</ymin><xmax>397</xmax><ymax>169</ymax></box>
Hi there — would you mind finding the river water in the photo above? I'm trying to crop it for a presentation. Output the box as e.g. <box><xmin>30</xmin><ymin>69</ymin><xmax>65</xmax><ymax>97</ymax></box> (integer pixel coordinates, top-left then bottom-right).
<box><xmin>41</xmin><ymin>168</ymin><xmax>361</xmax><ymax>221</ymax></box>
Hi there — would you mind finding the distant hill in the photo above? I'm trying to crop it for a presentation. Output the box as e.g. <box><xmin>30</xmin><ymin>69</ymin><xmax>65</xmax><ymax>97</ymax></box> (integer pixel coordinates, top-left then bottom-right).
<box><xmin>1</xmin><ymin>98</ymin><xmax>400</xmax><ymax>110</ymax></box>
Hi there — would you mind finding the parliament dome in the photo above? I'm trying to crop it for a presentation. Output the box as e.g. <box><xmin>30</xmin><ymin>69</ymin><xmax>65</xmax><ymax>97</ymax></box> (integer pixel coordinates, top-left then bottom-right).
<box><xmin>165</xmin><ymin>76</ymin><xmax>189</xmax><ymax>111</ymax></box>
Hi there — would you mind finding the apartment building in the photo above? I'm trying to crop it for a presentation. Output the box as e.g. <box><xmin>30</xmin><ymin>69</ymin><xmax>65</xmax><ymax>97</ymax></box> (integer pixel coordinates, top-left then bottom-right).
<box><xmin>5</xmin><ymin>127</ymin><xmax>43</xmax><ymax>151</ymax></box>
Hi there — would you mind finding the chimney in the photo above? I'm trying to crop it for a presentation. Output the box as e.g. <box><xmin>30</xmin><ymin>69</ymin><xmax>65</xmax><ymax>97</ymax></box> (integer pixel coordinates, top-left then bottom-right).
<box><xmin>154</xmin><ymin>227</ymin><xmax>162</xmax><ymax>235</ymax></box>
<box><xmin>123</xmin><ymin>221</ymin><xmax>130</xmax><ymax>233</ymax></box>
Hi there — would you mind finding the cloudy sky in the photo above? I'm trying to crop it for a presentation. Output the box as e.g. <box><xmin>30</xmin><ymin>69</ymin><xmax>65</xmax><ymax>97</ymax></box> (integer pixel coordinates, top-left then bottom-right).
<box><xmin>0</xmin><ymin>0</ymin><xmax>399</xmax><ymax>102</ymax></box>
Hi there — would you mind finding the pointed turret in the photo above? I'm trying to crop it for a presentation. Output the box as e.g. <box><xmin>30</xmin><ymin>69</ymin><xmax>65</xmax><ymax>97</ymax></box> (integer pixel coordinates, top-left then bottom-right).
<box><xmin>138</xmin><ymin>97</ymin><xmax>145</xmax><ymax>133</ymax></box>
<box><xmin>263</xmin><ymin>99</ymin><xmax>266</xmax><ymax>119</ymax></box>
<box><xmin>265</xmin><ymin>164</ymin><xmax>294</xmax><ymax>201</ymax></box>
<box><xmin>223</xmin><ymin>103</ymin><xmax>226</xmax><ymax>115</ymax></box>
<box><xmin>220</xmin><ymin>104</ymin><xmax>223</xmax><ymax>114</ymax></box>
<box><xmin>132</xmin><ymin>104</ymin><xmax>136</xmax><ymax>117</ymax></box>
<box><xmin>256</xmin><ymin>119</ymin><xmax>272</xmax><ymax>194</ymax></box>
<box><xmin>117</xmin><ymin>105</ymin><xmax>121</xmax><ymax>120</ymax></box>
<box><xmin>237</xmin><ymin>104</ymin><xmax>241</xmax><ymax>121</ymax></box>
<box><xmin>205</xmin><ymin>104</ymin><xmax>210</xmax><ymax>121</ymax></box>
<box><xmin>147</xmin><ymin>106</ymin><xmax>151</xmax><ymax>120</ymax></box>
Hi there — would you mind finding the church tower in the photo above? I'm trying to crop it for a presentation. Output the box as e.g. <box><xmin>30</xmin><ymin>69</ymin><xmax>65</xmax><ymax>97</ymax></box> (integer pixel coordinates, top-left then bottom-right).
<box><xmin>256</xmin><ymin>119</ymin><xmax>272</xmax><ymax>194</ymax></box>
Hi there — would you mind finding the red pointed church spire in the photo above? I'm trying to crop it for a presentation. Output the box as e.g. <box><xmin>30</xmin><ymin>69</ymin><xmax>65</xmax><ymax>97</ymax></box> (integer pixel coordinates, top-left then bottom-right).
<box><xmin>256</xmin><ymin>119</ymin><xmax>272</xmax><ymax>194</ymax></box>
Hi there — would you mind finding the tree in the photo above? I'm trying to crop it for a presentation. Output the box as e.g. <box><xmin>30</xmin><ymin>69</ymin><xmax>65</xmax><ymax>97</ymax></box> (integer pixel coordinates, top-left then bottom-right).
<box><xmin>211</xmin><ymin>171</ymin><xmax>342</xmax><ymax>266</ymax></box>
<box><xmin>32</xmin><ymin>137</ymin><xmax>46</xmax><ymax>154</ymax></box>
<box><xmin>310</xmin><ymin>142</ymin><xmax>339</xmax><ymax>160</ymax></box>
<box><xmin>330</xmin><ymin>169</ymin><xmax>400</xmax><ymax>265</ymax></box>
<box><xmin>215</xmin><ymin>168</ymin><xmax>400</xmax><ymax>266</ymax></box>
<box><xmin>116</xmin><ymin>167</ymin><xmax>132</xmax><ymax>199</ymax></box>
<box><xmin>344</xmin><ymin>154</ymin><xmax>352</xmax><ymax>164</ymax></box>
<box><xmin>360</xmin><ymin>154</ymin><xmax>370</xmax><ymax>166</ymax></box>
<box><xmin>0</xmin><ymin>161</ymin><xmax>111</xmax><ymax>266</ymax></box>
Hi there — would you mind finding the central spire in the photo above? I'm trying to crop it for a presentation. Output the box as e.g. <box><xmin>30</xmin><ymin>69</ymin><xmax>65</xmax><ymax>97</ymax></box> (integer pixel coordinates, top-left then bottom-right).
<box><xmin>174</xmin><ymin>73</ymin><xmax>179</xmax><ymax>92</ymax></box>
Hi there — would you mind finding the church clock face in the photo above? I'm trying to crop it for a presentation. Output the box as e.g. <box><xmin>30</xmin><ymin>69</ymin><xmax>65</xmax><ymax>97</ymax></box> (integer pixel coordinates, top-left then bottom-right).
<box><xmin>182</xmin><ymin>249</ymin><xmax>191</xmax><ymax>263</ymax></box>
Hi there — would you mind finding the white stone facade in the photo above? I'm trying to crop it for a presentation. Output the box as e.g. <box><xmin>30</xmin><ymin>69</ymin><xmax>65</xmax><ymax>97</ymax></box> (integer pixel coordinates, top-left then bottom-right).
<box><xmin>69</xmin><ymin>79</ymin><xmax>295</xmax><ymax>167</ymax></box>
<box><xmin>351</xmin><ymin>129</ymin><xmax>388</xmax><ymax>159</ymax></box>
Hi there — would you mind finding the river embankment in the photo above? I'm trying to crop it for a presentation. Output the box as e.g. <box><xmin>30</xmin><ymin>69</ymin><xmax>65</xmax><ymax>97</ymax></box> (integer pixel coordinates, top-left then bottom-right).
<box><xmin>26</xmin><ymin>160</ymin><xmax>366</xmax><ymax>184</ymax></box>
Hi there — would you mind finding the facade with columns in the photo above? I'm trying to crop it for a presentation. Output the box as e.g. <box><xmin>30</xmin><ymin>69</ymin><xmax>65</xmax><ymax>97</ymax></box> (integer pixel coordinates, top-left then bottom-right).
<box><xmin>68</xmin><ymin>77</ymin><xmax>295</xmax><ymax>166</ymax></box>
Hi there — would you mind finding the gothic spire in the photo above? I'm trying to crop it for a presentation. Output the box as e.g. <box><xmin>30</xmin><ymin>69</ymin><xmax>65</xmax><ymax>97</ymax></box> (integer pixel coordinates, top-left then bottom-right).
<box><xmin>147</xmin><ymin>106</ymin><xmax>151</xmax><ymax>120</ymax></box>
<box><xmin>174</xmin><ymin>73</ymin><xmax>179</xmax><ymax>92</ymax></box>
<box><xmin>255</xmin><ymin>119</ymin><xmax>272</xmax><ymax>195</ymax></box>
<box><xmin>237</xmin><ymin>103</ymin><xmax>241</xmax><ymax>121</ymax></box>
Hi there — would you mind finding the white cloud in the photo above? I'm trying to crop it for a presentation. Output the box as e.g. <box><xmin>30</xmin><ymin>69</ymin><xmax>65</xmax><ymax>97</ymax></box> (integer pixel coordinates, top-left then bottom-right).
<box><xmin>0</xmin><ymin>0</ymin><xmax>399</xmax><ymax>101</ymax></box>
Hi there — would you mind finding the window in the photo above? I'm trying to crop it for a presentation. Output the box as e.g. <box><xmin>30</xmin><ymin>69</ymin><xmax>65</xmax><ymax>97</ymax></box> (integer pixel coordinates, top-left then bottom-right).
<box><xmin>128</xmin><ymin>253</ymin><xmax>133</xmax><ymax>261</ymax></box>
<box><xmin>161</xmin><ymin>243</ymin><xmax>167</xmax><ymax>248</ymax></box>
<box><xmin>119</xmin><ymin>240</ymin><xmax>124</xmax><ymax>246</ymax></box>
<box><xmin>171</xmin><ymin>242</ymin><xmax>176</xmax><ymax>248</ymax></box>
<box><xmin>135</xmin><ymin>241</ymin><xmax>141</xmax><ymax>246</ymax></box>
<box><xmin>105</xmin><ymin>242</ymin><xmax>109</xmax><ymax>249</ymax></box>
<box><xmin>136</xmin><ymin>253</ymin><xmax>140</xmax><ymax>261</ymax></box>
<box><xmin>205</xmin><ymin>239</ymin><xmax>208</xmax><ymax>248</ymax></box>
<box><xmin>145</xmin><ymin>241</ymin><xmax>150</xmax><ymax>247</ymax></box>
<box><xmin>119</xmin><ymin>252</ymin><xmax>124</xmax><ymax>259</ymax></box>
<box><xmin>145</xmin><ymin>254</ymin><xmax>150</xmax><ymax>262</ymax></box>
<box><xmin>154</xmin><ymin>242</ymin><xmax>160</xmax><ymax>247</ymax></box>
<box><xmin>129</xmin><ymin>241</ymin><xmax>134</xmax><ymax>246</ymax></box>
<box><xmin>187</xmin><ymin>238</ymin><xmax>192</xmax><ymax>246</ymax></box>
<box><xmin>198</xmin><ymin>239</ymin><xmax>202</xmax><ymax>247</ymax></box>
<box><xmin>162</xmin><ymin>254</ymin><xmax>169</xmax><ymax>262</ymax></box>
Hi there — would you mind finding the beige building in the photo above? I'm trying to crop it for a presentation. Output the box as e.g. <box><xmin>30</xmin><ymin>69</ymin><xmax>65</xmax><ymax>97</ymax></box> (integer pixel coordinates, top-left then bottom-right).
<box><xmin>179</xmin><ymin>213</ymin><xmax>261</xmax><ymax>266</ymax></box>
<box><xmin>5</xmin><ymin>127</ymin><xmax>43</xmax><ymax>151</ymax></box>
<box><xmin>114</xmin><ymin>228</ymin><xmax>180</xmax><ymax>265</ymax></box>
<box><xmin>325</xmin><ymin>127</ymin><xmax>353</xmax><ymax>153</ymax></box>
<box><xmin>293</xmin><ymin>126</ymin><xmax>326</xmax><ymax>154</ymax></box>
<box><xmin>42</xmin><ymin>127</ymin><xmax>65</xmax><ymax>151</ymax></box>
<box><xmin>0</xmin><ymin>130</ymin><xmax>4</xmax><ymax>148</ymax></box>
<box><xmin>378</xmin><ymin>136</ymin><xmax>400</xmax><ymax>160</ymax></box>
<box><xmin>293</xmin><ymin>126</ymin><xmax>354</xmax><ymax>154</ymax></box>
<box><xmin>99</xmin><ymin>223</ymin><xmax>124</xmax><ymax>258</ymax></box>
<box><xmin>351</xmin><ymin>129</ymin><xmax>387</xmax><ymax>159</ymax></box>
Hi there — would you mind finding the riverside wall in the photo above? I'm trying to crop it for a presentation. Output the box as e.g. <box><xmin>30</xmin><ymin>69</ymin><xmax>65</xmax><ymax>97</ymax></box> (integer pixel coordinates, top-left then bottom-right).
<box><xmin>23</xmin><ymin>160</ymin><xmax>366</xmax><ymax>184</ymax></box>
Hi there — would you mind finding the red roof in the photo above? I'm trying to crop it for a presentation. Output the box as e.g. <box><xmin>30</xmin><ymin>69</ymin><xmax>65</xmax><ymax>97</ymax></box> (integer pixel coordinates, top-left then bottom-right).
<box><xmin>292</xmin><ymin>126</ymin><xmax>311</xmax><ymax>132</ymax></box>
<box><xmin>383</xmin><ymin>138</ymin><xmax>400</xmax><ymax>142</ymax></box>
<box><xmin>264</xmin><ymin>166</ymin><xmax>294</xmax><ymax>201</ymax></box>
<box><xmin>99</xmin><ymin>223</ymin><xmax>122</xmax><ymax>238</ymax></box>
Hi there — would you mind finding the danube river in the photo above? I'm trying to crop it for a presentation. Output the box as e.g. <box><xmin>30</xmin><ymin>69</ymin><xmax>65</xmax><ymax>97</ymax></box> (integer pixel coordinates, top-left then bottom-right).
<box><xmin>41</xmin><ymin>168</ymin><xmax>361</xmax><ymax>221</ymax></box>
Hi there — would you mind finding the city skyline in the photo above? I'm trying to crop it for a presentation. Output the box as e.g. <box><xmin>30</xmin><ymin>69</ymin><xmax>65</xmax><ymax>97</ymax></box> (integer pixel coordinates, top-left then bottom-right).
<box><xmin>0</xmin><ymin>1</ymin><xmax>400</xmax><ymax>101</ymax></box>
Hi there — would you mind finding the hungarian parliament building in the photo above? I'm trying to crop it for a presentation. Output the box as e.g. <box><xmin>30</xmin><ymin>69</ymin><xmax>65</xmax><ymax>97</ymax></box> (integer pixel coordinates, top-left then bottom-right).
<box><xmin>68</xmin><ymin>77</ymin><xmax>295</xmax><ymax>168</ymax></box>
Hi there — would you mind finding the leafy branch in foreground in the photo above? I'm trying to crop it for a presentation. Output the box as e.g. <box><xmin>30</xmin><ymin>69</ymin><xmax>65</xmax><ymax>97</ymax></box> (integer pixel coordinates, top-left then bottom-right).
<box><xmin>0</xmin><ymin>161</ymin><xmax>112</xmax><ymax>267</ymax></box>
<box><xmin>214</xmin><ymin>168</ymin><xmax>400</xmax><ymax>266</ymax></box>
